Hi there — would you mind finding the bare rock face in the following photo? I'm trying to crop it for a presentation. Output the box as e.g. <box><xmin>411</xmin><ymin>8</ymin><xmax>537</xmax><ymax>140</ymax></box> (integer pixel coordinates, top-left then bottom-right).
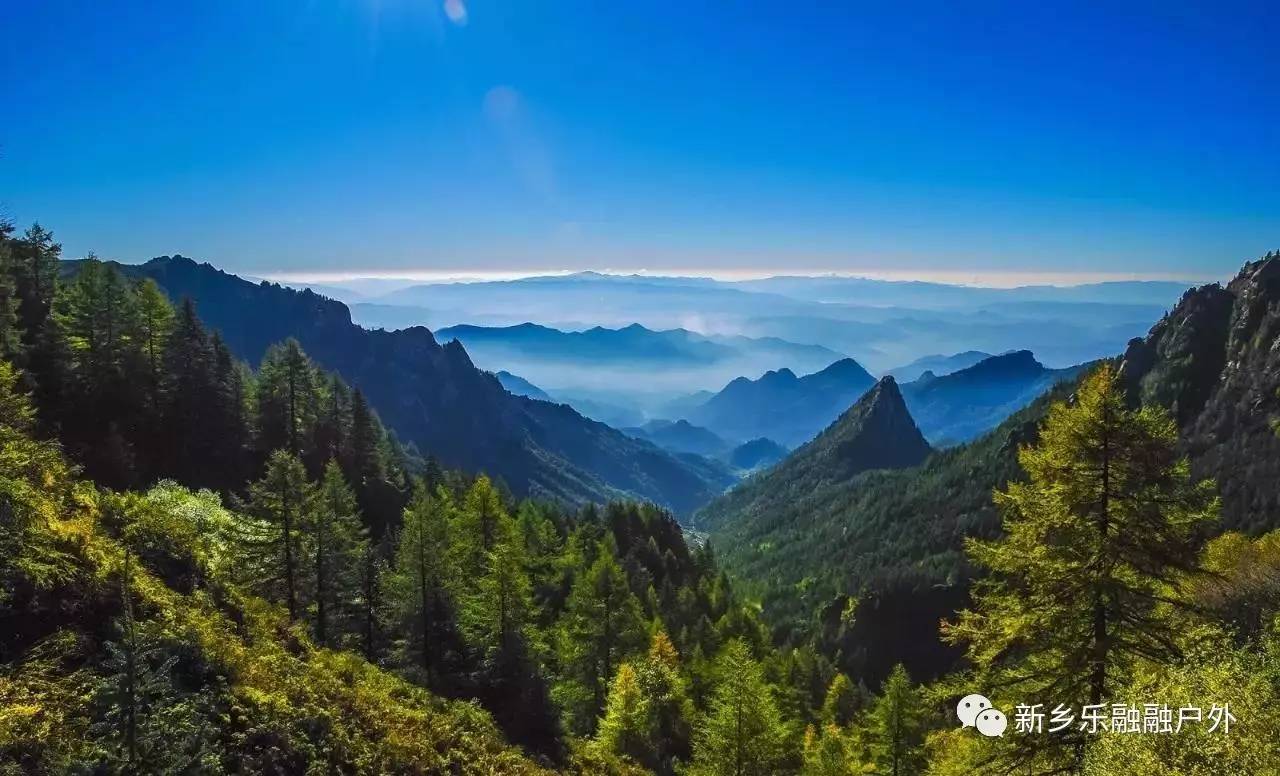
<box><xmin>1121</xmin><ymin>252</ymin><xmax>1280</xmax><ymax>533</ymax></box>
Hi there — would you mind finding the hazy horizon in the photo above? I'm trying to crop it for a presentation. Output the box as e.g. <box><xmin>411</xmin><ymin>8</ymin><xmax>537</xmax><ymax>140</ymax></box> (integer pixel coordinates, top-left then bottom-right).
<box><xmin>260</xmin><ymin>266</ymin><xmax>1219</xmax><ymax>290</ymax></box>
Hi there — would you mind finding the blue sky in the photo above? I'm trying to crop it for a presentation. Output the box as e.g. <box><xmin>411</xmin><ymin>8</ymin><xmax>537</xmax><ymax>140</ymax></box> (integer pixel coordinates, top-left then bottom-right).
<box><xmin>1</xmin><ymin>1</ymin><xmax>1277</xmax><ymax>282</ymax></box>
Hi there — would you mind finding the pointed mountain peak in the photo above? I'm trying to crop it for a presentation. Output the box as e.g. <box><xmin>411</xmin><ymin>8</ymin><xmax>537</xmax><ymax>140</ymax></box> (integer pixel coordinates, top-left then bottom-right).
<box><xmin>789</xmin><ymin>375</ymin><xmax>930</xmax><ymax>475</ymax></box>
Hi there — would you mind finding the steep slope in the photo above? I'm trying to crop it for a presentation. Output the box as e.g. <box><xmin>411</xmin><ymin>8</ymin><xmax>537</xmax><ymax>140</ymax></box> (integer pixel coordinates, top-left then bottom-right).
<box><xmin>695</xmin><ymin>377</ymin><xmax>931</xmax><ymax>538</ymax></box>
<box><xmin>101</xmin><ymin>256</ymin><xmax>730</xmax><ymax>516</ymax></box>
<box><xmin>900</xmin><ymin>350</ymin><xmax>1085</xmax><ymax>444</ymax></box>
<box><xmin>496</xmin><ymin>370</ymin><xmax>554</xmax><ymax>402</ymax></box>
<box><xmin>1121</xmin><ymin>252</ymin><xmax>1280</xmax><ymax>534</ymax></box>
<box><xmin>686</xmin><ymin>358</ymin><xmax>877</xmax><ymax>446</ymax></box>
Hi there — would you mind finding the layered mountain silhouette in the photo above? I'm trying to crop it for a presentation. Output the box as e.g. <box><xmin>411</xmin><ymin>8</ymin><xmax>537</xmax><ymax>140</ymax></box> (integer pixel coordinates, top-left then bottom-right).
<box><xmin>886</xmin><ymin>350</ymin><xmax>991</xmax><ymax>382</ymax></box>
<box><xmin>678</xmin><ymin>350</ymin><xmax>1076</xmax><ymax>449</ymax></box>
<box><xmin>900</xmin><ymin>350</ymin><xmax>1084</xmax><ymax>444</ymax></box>
<box><xmin>101</xmin><ymin>256</ymin><xmax>735</xmax><ymax>516</ymax></box>
<box><xmin>684</xmin><ymin>358</ymin><xmax>878</xmax><ymax>446</ymax></box>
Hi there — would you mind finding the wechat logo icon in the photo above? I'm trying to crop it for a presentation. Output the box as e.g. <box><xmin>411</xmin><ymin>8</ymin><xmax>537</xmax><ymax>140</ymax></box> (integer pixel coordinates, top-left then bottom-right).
<box><xmin>957</xmin><ymin>693</ymin><xmax>1007</xmax><ymax>737</ymax></box>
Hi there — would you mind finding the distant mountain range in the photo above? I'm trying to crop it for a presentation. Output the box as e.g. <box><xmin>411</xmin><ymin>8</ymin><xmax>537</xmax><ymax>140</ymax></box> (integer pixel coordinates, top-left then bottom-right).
<box><xmin>667</xmin><ymin>350</ymin><xmax>1082</xmax><ymax>449</ymax></box>
<box><xmin>429</xmin><ymin>322</ymin><xmax>847</xmax><ymax>418</ymax></box>
<box><xmin>885</xmin><ymin>350</ymin><xmax>991</xmax><ymax>382</ymax></box>
<box><xmin>900</xmin><ymin>350</ymin><xmax>1085</xmax><ymax>445</ymax></box>
<box><xmin>683</xmin><ymin>359</ymin><xmax>878</xmax><ymax>447</ymax></box>
<box><xmin>335</xmin><ymin>271</ymin><xmax>1182</xmax><ymax>374</ymax></box>
<box><xmin>494</xmin><ymin>370</ymin><xmax>553</xmax><ymax>402</ymax></box>
<box><xmin>494</xmin><ymin>372</ymin><xmax>787</xmax><ymax>475</ymax></box>
<box><xmin>95</xmin><ymin>256</ymin><xmax>735</xmax><ymax>516</ymax></box>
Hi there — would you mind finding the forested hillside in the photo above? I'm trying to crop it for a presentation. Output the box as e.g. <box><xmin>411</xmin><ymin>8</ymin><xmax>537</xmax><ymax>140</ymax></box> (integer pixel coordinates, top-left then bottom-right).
<box><xmin>70</xmin><ymin>254</ymin><xmax>730</xmax><ymax>517</ymax></box>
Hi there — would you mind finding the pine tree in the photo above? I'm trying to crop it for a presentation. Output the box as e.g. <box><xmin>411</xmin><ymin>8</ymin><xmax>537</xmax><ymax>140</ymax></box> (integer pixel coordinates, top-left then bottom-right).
<box><xmin>801</xmin><ymin>724</ymin><xmax>860</xmax><ymax>776</ymax></box>
<box><xmin>555</xmin><ymin>540</ymin><xmax>648</xmax><ymax>734</ymax></box>
<box><xmin>11</xmin><ymin>223</ymin><xmax>68</xmax><ymax>417</ymax></box>
<box><xmin>131</xmin><ymin>278</ymin><xmax>174</xmax><ymax>414</ymax></box>
<box><xmin>464</xmin><ymin>528</ymin><xmax>536</xmax><ymax>670</ymax></box>
<box><xmin>56</xmin><ymin>257</ymin><xmax>145</xmax><ymax>485</ymax></box>
<box><xmin>867</xmin><ymin>664</ymin><xmax>924</xmax><ymax>776</ymax></box>
<box><xmin>11</xmin><ymin>223</ymin><xmax>60</xmax><ymax>350</ymax></box>
<box><xmin>243</xmin><ymin>450</ymin><xmax>315</xmax><ymax>621</ymax></box>
<box><xmin>91</xmin><ymin>550</ymin><xmax>180</xmax><ymax>771</ymax></box>
<box><xmin>310</xmin><ymin>461</ymin><xmax>367</xmax><ymax>647</ymax></box>
<box><xmin>384</xmin><ymin>481</ymin><xmax>455</xmax><ymax>678</ymax></box>
<box><xmin>597</xmin><ymin>630</ymin><xmax>693</xmax><ymax>775</ymax></box>
<box><xmin>596</xmin><ymin>662</ymin><xmax>651</xmax><ymax>765</ymax></box>
<box><xmin>209</xmin><ymin>332</ymin><xmax>251</xmax><ymax>486</ymax></box>
<box><xmin>161</xmin><ymin>298</ymin><xmax>218</xmax><ymax>484</ymax></box>
<box><xmin>458</xmin><ymin>475</ymin><xmax>508</xmax><ymax>575</ymax></box>
<box><xmin>256</xmin><ymin>338</ymin><xmax>319</xmax><ymax>459</ymax></box>
<box><xmin>314</xmin><ymin>374</ymin><xmax>350</xmax><ymax>467</ymax></box>
<box><xmin>345</xmin><ymin>387</ymin><xmax>384</xmax><ymax>487</ymax></box>
<box><xmin>0</xmin><ymin>221</ymin><xmax>23</xmax><ymax>361</ymax></box>
<box><xmin>820</xmin><ymin>673</ymin><xmax>860</xmax><ymax>728</ymax></box>
<box><xmin>688</xmin><ymin>640</ymin><xmax>787</xmax><ymax>776</ymax></box>
<box><xmin>946</xmin><ymin>364</ymin><xmax>1218</xmax><ymax>768</ymax></box>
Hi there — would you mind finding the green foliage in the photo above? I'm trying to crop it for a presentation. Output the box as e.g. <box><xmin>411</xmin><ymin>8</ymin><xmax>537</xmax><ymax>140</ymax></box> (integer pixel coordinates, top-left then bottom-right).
<box><xmin>310</xmin><ymin>460</ymin><xmax>367</xmax><ymax>647</ymax></box>
<box><xmin>1081</xmin><ymin>623</ymin><xmax>1280</xmax><ymax>776</ymax></box>
<box><xmin>555</xmin><ymin>542</ymin><xmax>649</xmax><ymax>734</ymax></box>
<box><xmin>867</xmin><ymin>664</ymin><xmax>925</xmax><ymax>776</ymax></box>
<box><xmin>688</xmin><ymin>639</ymin><xmax>790</xmax><ymax>776</ymax></box>
<box><xmin>820</xmin><ymin>673</ymin><xmax>862</xmax><ymax>729</ymax></box>
<box><xmin>242</xmin><ymin>450</ymin><xmax>314</xmax><ymax>621</ymax></box>
<box><xmin>383</xmin><ymin>481</ymin><xmax>457</xmax><ymax>679</ymax></box>
<box><xmin>596</xmin><ymin>662</ymin><xmax>650</xmax><ymax>765</ymax></box>
<box><xmin>800</xmin><ymin>724</ymin><xmax>863</xmax><ymax>776</ymax></box>
<box><xmin>594</xmin><ymin>631</ymin><xmax>693</xmax><ymax>774</ymax></box>
<box><xmin>0</xmin><ymin>223</ymin><xmax>23</xmax><ymax>362</ymax></box>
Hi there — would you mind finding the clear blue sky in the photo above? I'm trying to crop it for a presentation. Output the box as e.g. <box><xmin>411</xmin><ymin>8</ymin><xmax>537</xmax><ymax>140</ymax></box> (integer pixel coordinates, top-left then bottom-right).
<box><xmin>2</xmin><ymin>1</ymin><xmax>1277</xmax><ymax>281</ymax></box>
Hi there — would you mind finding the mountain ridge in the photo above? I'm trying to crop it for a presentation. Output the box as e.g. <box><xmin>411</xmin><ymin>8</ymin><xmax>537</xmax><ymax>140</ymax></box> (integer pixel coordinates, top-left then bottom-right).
<box><xmin>685</xmin><ymin>358</ymin><xmax>878</xmax><ymax>446</ymax></box>
<box><xmin>89</xmin><ymin>255</ymin><xmax>733</xmax><ymax>516</ymax></box>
